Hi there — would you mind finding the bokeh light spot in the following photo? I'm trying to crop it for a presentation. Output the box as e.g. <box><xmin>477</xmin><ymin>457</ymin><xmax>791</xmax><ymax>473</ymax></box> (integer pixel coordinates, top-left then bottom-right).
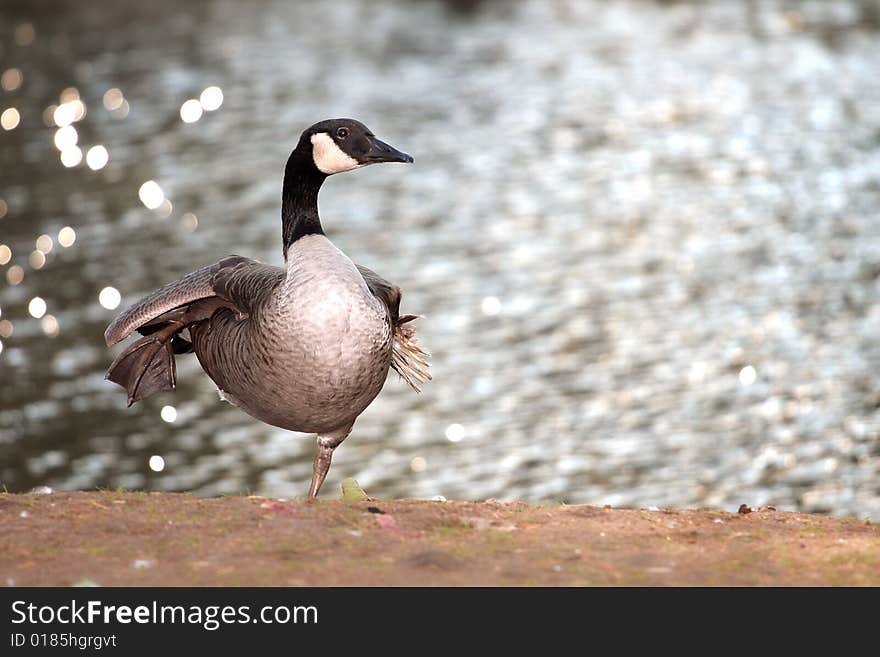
<box><xmin>1</xmin><ymin>68</ymin><xmax>23</xmax><ymax>92</ymax></box>
<box><xmin>68</xmin><ymin>99</ymin><xmax>86</xmax><ymax>121</ymax></box>
<box><xmin>28</xmin><ymin>297</ymin><xmax>47</xmax><ymax>319</ymax></box>
<box><xmin>28</xmin><ymin>250</ymin><xmax>46</xmax><ymax>270</ymax></box>
<box><xmin>59</xmin><ymin>87</ymin><xmax>80</xmax><ymax>103</ymax></box>
<box><xmin>138</xmin><ymin>181</ymin><xmax>165</xmax><ymax>210</ymax></box>
<box><xmin>199</xmin><ymin>86</ymin><xmax>223</xmax><ymax>111</ymax></box>
<box><xmin>445</xmin><ymin>423</ymin><xmax>465</xmax><ymax>442</ymax></box>
<box><xmin>60</xmin><ymin>146</ymin><xmax>83</xmax><ymax>167</ymax></box>
<box><xmin>36</xmin><ymin>234</ymin><xmax>54</xmax><ymax>253</ymax></box>
<box><xmin>110</xmin><ymin>100</ymin><xmax>130</xmax><ymax>119</ymax></box>
<box><xmin>181</xmin><ymin>212</ymin><xmax>198</xmax><ymax>232</ymax></box>
<box><xmin>99</xmin><ymin>286</ymin><xmax>121</xmax><ymax>310</ymax></box>
<box><xmin>739</xmin><ymin>365</ymin><xmax>757</xmax><ymax>386</ymax></box>
<box><xmin>41</xmin><ymin>314</ymin><xmax>59</xmax><ymax>337</ymax></box>
<box><xmin>58</xmin><ymin>227</ymin><xmax>76</xmax><ymax>247</ymax></box>
<box><xmin>54</xmin><ymin>125</ymin><xmax>78</xmax><ymax>150</ymax></box>
<box><xmin>53</xmin><ymin>103</ymin><xmax>75</xmax><ymax>127</ymax></box>
<box><xmin>180</xmin><ymin>99</ymin><xmax>203</xmax><ymax>123</ymax></box>
<box><xmin>6</xmin><ymin>265</ymin><xmax>24</xmax><ymax>285</ymax></box>
<box><xmin>86</xmin><ymin>145</ymin><xmax>109</xmax><ymax>170</ymax></box>
<box><xmin>102</xmin><ymin>88</ymin><xmax>124</xmax><ymax>111</ymax></box>
<box><xmin>156</xmin><ymin>199</ymin><xmax>173</xmax><ymax>219</ymax></box>
<box><xmin>481</xmin><ymin>296</ymin><xmax>502</xmax><ymax>316</ymax></box>
<box><xmin>1</xmin><ymin>108</ymin><xmax>21</xmax><ymax>130</ymax></box>
<box><xmin>42</xmin><ymin>104</ymin><xmax>58</xmax><ymax>127</ymax></box>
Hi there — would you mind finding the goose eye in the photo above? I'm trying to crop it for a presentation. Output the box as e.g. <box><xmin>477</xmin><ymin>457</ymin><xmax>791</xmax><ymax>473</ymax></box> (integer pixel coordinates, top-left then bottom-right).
<box><xmin>336</xmin><ymin>127</ymin><xmax>349</xmax><ymax>139</ymax></box>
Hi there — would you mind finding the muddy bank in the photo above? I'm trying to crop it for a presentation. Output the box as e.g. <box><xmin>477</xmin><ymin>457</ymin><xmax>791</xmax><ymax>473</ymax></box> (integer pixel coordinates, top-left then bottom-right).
<box><xmin>2</xmin><ymin>491</ymin><xmax>878</xmax><ymax>586</ymax></box>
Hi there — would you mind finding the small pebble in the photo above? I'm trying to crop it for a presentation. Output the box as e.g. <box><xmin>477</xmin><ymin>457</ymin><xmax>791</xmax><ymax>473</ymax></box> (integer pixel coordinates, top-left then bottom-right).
<box><xmin>260</xmin><ymin>500</ymin><xmax>296</xmax><ymax>514</ymax></box>
<box><xmin>375</xmin><ymin>514</ymin><xmax>398</xmax><ymax>531</ymax></box>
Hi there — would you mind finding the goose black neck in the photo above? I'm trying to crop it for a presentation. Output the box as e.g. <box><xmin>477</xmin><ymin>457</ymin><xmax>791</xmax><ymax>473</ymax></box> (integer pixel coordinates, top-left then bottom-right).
<box><xmin>281</xmin><ymin>148</ymin><xmax>328</xmax><ymax>257</ymax></box>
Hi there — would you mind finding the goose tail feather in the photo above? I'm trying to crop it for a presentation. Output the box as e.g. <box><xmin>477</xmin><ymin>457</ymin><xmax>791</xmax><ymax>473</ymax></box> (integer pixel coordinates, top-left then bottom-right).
<box><xmin>105</xmin><ymin>330</ymin><xmax>177</xmax><ymax>406</ymax></box>
<box><xmin>391</xmin><ymin>315</ymin><xmax>431</xmax><ymax>393</ymax></box>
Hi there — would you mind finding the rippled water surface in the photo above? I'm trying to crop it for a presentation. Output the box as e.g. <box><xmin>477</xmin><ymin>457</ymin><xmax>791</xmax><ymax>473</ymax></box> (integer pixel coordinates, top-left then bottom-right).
<box><xmin>1</xmin><ymin>0</ymin><xmax>879</xmax><ymax>518</ymax></box>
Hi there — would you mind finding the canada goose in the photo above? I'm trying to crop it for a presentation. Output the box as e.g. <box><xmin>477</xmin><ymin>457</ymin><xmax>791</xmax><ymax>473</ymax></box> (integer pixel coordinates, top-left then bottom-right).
<box><xmin>104</xmin><ymin>119</ymin><xmax>430</xmax><ymax>497</ymax></box>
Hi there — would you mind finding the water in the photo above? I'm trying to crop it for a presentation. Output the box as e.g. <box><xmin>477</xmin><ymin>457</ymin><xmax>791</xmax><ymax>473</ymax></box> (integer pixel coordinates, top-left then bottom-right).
<box><xmin>1</xmin><ymin>0</ymin><xmax>879</xmax><ymax>519</ymax></box>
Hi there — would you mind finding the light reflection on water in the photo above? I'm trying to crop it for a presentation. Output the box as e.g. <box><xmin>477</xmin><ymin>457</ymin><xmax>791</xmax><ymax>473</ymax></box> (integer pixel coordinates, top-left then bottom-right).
<box><xmin>1</xmin><ymin>0</ymin><xmax>879</xmax><ymax>519</ymax></box>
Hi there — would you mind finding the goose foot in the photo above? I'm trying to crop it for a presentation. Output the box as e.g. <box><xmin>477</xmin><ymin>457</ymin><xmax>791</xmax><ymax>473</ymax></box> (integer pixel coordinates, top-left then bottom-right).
<box><xmin>307</xmin><ymin>423</ymin><xmax>353</xmax><ymax>498</ymax></box>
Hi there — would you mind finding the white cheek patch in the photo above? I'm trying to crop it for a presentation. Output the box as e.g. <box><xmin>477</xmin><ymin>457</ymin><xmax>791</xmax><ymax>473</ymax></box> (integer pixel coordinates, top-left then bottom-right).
<box><xmin>310</xmin><ymin>132</ymin><xmax>362</xmax><ymax>174</ymax></box>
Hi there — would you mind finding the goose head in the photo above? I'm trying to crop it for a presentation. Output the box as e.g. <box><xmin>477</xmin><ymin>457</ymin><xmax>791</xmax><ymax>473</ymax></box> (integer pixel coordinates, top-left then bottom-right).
<box><xmin>301</xmin><ymin>118</ymin><xmax>413</xmax><ymax>175</ymax></box>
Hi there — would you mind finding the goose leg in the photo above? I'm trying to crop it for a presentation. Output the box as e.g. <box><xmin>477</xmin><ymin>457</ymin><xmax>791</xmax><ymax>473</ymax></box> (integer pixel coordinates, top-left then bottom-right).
<box><xmin>308</xmin><ymin>423</ymin><xmax>353</xmax><ymax>498</ymax></box>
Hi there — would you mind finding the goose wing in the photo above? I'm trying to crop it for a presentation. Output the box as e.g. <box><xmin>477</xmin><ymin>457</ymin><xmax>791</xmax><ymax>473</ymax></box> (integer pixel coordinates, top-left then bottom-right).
<box><xmin>356</xmin><ymin>264</ymin><xmax>402</xmax><ymax>323</ymax></box>
<box><xmin>357</xmin><ymin>264</ymin><xmax>431</xmax><ymax>392</ymax></box>
<box><xmin>104</xmin><ymin>255</ymin><xmax>284</xmax><ymax>346</ymax></box>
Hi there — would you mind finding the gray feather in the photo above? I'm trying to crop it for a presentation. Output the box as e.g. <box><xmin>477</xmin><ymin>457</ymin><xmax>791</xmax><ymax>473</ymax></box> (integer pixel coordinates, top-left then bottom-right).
<box><xmin>104</xmin><ymin>255</ymin><xmax>254</xmax><ymax>346</ymax></box>
<box><xmin>104</xmin><ymin>235</ymin><xmax>430</xmax><ymax>432</ymax></box>
<box><xmin>357</xmin><ymin>264</ymin><xmax>431</xmax><ymax>391</ymax></box>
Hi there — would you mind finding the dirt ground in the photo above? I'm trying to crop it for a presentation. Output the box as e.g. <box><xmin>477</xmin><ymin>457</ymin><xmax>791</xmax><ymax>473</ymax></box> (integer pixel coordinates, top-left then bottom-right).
<box><xmin>2</xmin><ymin>490</ymin><xmax>878</xmax><ymax>586</ymax></box>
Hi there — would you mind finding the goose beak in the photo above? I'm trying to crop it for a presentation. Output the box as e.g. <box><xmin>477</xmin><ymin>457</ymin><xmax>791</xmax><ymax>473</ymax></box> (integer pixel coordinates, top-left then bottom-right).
<box><xmin>365</xmin><ymin>136</ymin><xmax>413</xmax><ymax>164</ymax></box>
